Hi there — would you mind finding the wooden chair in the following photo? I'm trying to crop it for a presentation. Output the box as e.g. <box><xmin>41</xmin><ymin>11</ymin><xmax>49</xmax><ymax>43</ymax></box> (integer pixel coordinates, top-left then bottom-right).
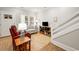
<box><xmin>9</xmin><ymin>25</ymin><xmax>31</xmax><ymax>51</ymax></box>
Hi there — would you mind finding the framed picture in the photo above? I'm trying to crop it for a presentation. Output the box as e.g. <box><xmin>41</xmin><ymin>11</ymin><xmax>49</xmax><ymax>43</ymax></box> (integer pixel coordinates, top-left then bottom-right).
<box><xmin>4</xmin><ymin>14</ymin><xmax>12</xmax><ymax>19</ymax></box>
<box><xmin>53</xmin><ymin>16</ymin><xmax>58</xmax><ymax>22</ymax></box>
<box><xmin>9</xmin><ymin>15</ymin><xmax>12</xmax><ymax>19</ymax></box>
<box><xmin>4</xmin><ymin>14</ymin><xmax>8</xmax><ymax>19</ymax></box>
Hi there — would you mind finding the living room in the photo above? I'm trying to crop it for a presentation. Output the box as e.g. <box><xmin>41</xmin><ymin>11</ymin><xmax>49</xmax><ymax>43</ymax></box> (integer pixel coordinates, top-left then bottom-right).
<box><xmin>0</xmin><ymin>7</ymin><xmax>79</xmax><ymax>51</ymax></box>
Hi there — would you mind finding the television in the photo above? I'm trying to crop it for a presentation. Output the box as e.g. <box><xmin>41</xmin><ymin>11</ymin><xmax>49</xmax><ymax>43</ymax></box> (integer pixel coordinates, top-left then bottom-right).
<box><xmin>42</xmin><ymin>22</ymin><xmax>48</xmax><ymax>26</ymax></box>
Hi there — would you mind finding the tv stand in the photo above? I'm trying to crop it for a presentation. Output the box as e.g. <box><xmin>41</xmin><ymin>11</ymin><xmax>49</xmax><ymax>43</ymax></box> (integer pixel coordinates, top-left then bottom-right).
<box><xmin>40</xmin><ymin>26</ymin><xmax>51</xmax><ymax>36</ymax></box>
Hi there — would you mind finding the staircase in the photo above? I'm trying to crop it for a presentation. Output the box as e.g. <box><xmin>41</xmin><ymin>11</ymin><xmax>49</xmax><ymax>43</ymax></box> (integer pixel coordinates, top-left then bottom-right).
<box><xmin>52</xmin><ymin>11</ymin><xmax>79</xmax><ymax>51</ymax></box>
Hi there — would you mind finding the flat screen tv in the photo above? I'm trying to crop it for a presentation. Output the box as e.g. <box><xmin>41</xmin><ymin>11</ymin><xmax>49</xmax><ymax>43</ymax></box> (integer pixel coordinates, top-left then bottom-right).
<box><xmin>42</xmin><ymin>22</ymin><xmax>48</xmax><ymax>26</ymax></box>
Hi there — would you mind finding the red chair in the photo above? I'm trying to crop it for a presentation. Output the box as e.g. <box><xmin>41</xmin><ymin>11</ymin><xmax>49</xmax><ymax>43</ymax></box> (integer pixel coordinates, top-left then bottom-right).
<box><xmin>9</xmin><ymin>25</ymin><xmax>31</xmax><ymax>51</ymax></box>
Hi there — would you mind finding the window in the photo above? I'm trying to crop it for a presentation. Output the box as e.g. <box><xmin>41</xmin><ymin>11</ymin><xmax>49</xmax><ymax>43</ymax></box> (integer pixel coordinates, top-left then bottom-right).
<box><xmin>25</xmin><ymin>16</ymin><xmax>35</xmax><ymax>29</ymax></box>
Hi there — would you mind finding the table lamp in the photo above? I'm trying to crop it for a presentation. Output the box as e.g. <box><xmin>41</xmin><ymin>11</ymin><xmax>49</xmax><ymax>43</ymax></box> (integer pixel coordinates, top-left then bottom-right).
<box><xmin>18</xmin><ymin>22</ymin><xmax>27</xmax><ymax>35</ymax></box>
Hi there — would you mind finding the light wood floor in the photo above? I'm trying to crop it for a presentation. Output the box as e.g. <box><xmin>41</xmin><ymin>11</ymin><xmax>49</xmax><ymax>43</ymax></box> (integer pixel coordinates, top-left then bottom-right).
<box><xmin>0</xmin><ymin>33</ymin><xmax>64</xmax><ymax>51</ymax></box>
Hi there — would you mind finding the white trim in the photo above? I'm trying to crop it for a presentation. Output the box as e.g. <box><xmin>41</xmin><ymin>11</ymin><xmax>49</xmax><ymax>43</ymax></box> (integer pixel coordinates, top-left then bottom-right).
<box><xmin>53</xmin><ymin>22</ymin><xmax>79</xmax><ymax>39</ymax></box>
<box><xmin>0</xmin><ymin>35</ymin><xmax>11</xmax><ymax>38</ymax></box>
<box><xmin>53</xmin><ymin>11</ymin><xmax>79</xmax><ymax>39</ymax></box>
<box><xmin>53</xmin><ymin>11</ymin><xmax>79</xmax><ymax>31</ymax></box>
<box><xmin>53</xmin><ymin>17</ymin><xmax>79</xmax><ymax>33</ymax></box>
<box><xmin>51</xmin><ymin>40</ymin><xmax>78</xmax><ymax>51</ymax></box>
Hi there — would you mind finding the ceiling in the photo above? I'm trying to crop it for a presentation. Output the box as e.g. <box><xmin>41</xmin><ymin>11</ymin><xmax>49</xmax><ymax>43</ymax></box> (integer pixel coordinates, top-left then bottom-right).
<box><xmin>0</xmin><ymin>7</ymin><xmax>54</xmax><ymax>12</ymax></box>
<box><xmin>0</xmin><ymin>7</ymin><xmax>79</xmax><ymax>13</ymax></box>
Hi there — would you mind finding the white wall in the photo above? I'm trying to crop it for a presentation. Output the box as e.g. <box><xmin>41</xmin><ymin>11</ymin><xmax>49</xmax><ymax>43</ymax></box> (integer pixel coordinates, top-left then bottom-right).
<box><xmin>47</xmin><ymin>7</ymin><xmax>79</xmax><ymax>50</ymax></box>
<box><xmin>0</xmin><ymin>7</ymin><xmax>38</xmax><ymax>37</ymax></box>
<box><xmin>41</xmin><ymin>7</ymin><xmax>79</xmax><ymax>28</ymax></box>
<box><xmin>53</xmin><ymin>29</ymin><xmax>79</xmax><ymax>50</ymax></box>
<box><xmin>35</xmin><ymin>7</ymin><xmax>79</xmax><ymax>50</ymax></box>
<box><xmin>0</xmin><ymin>8</ymin><xmax>19</xmax><ymax>37</ymax></box>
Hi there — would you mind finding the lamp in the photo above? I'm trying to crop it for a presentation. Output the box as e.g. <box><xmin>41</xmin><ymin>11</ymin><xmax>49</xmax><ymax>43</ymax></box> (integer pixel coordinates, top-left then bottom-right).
<box><xmin>18</xmin><ymin>15</ymin><xmax>27</xmax><ymax>37</ymax></box>
<box><xmin>18</xmin><ymin>22</ymin><xmax>27</xmax><ymax>36</ymax></box>
<box><xmin>18</xmin><ymin>22</ymin><xmax>27</xmax><ymax>31</ymax></box>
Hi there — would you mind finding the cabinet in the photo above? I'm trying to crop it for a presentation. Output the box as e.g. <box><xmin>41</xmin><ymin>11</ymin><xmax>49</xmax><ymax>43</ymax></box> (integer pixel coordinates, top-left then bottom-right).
<box><xmin>40</xmin><ymin>26</ymin><xmax>51</xmax><ymax>36</ymax></box>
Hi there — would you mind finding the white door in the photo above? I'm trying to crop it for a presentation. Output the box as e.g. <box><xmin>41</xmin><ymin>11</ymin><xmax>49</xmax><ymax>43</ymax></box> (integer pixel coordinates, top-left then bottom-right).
<box><xmin>1</xmin><ymin>14</ymin><xmax>14</xmax><ymax>37</ymax></box>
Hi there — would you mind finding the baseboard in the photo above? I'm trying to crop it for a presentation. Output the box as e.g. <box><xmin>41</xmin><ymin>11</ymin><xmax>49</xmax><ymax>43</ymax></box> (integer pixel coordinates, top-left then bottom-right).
<box><xmin>0</xmin><ymin>35</ymin><xmax>10</xmax><ymax>38</ymax></box>
<box><xmin>51</xmin><ymin>40</ymin><xmax>78</xmax><ymax>51</ymax></box>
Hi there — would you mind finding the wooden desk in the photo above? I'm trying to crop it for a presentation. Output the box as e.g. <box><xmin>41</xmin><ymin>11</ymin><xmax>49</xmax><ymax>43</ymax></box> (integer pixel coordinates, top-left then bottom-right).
<box><xmin>15</xmin><ymin>36</ymin><xmax>31</xmax><ymax>51</ymax></box>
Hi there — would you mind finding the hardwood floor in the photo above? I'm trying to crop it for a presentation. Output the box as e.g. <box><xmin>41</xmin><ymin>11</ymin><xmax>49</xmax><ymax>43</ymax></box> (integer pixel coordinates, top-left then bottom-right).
<box><xmin>0</xmin><ymin>33</ymin><xmax>64</xmax><ymax>51</ymax></box>
<box><xmin>0</xmin><ymin>36</ymin><xmax>12</xmax><ymax>51</ymax></box>
<box><xmin>40</xmin><ymin>43</ymin><xmax>65</xmax><ymax>51</ymax></box>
